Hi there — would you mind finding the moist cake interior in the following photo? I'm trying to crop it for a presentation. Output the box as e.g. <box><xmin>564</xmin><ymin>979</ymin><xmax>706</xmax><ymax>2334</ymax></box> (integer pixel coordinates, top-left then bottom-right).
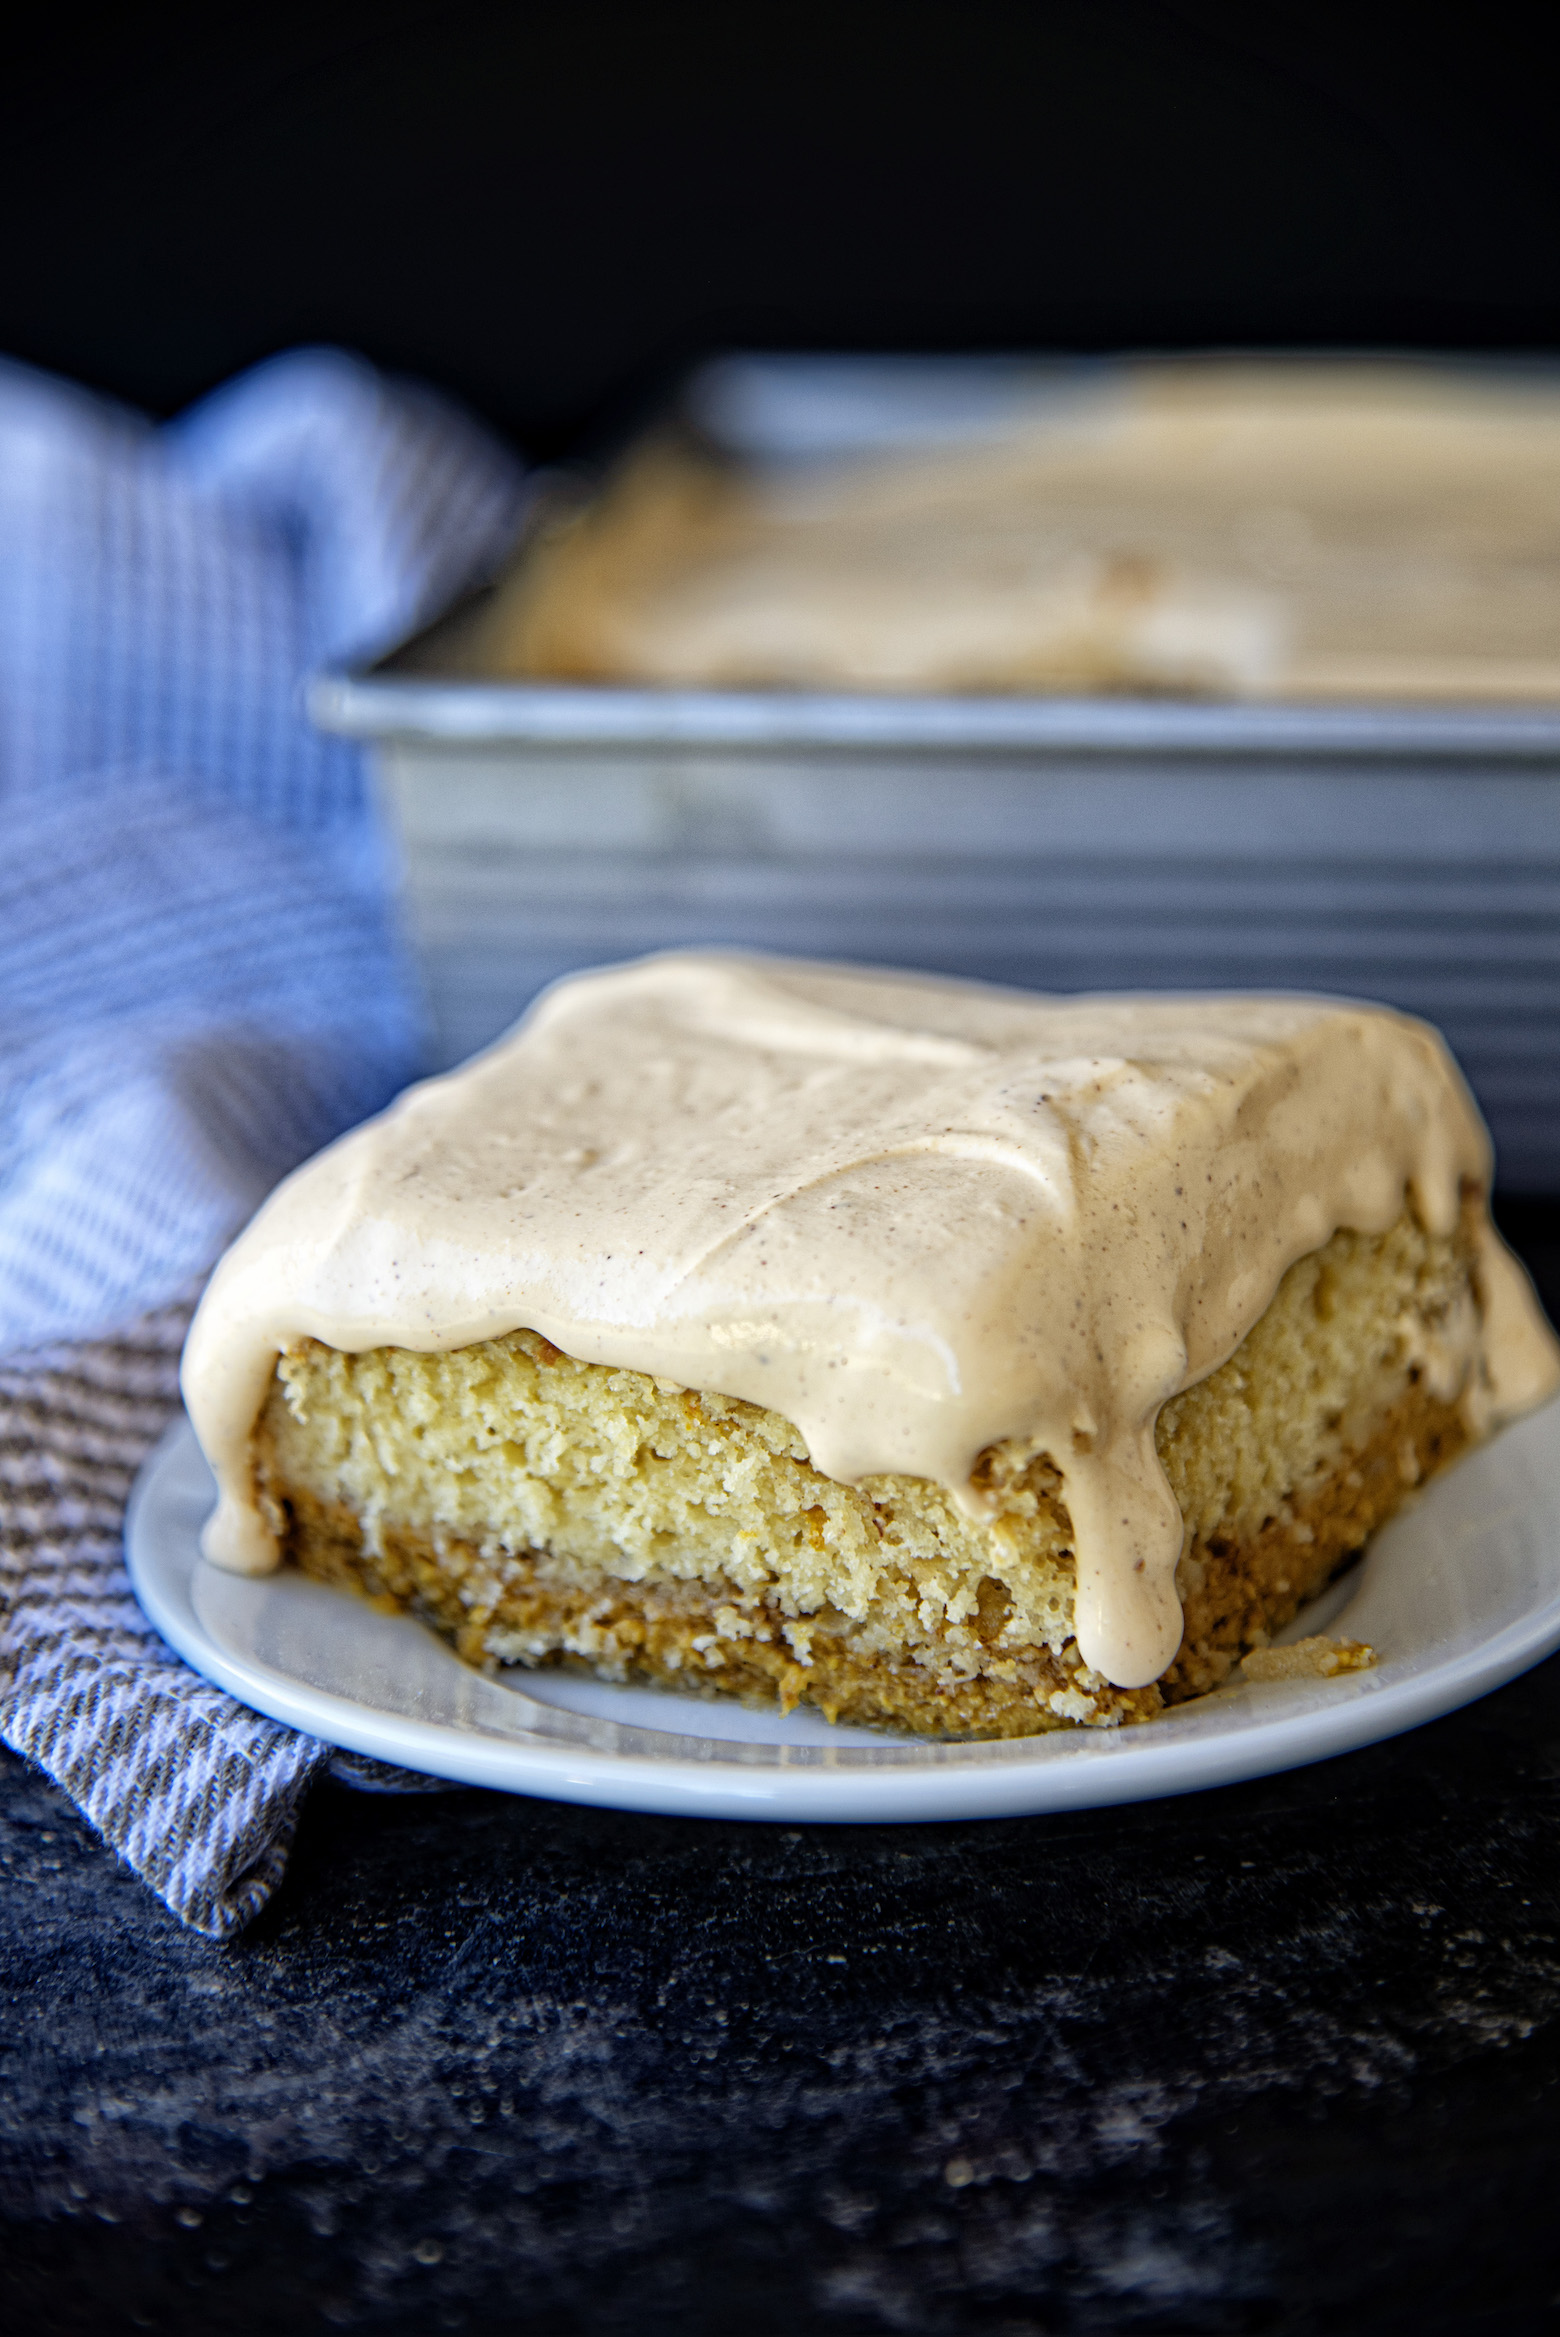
<box><xmin>255</xmin><ymin>1206</ymin><xmax>1481</xmax><ymax>1737</ymax></box>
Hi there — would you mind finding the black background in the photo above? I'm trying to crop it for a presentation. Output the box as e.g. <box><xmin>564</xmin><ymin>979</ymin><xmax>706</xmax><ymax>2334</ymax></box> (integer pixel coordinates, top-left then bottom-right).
<box><xmin>5</xmin><ymin>1</ymin><xmax>1560</xmax><ymax>453</ymax></box>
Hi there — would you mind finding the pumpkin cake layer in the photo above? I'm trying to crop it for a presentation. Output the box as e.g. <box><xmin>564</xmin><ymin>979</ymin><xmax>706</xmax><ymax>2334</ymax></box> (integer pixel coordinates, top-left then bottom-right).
<box><xmin>255</xmin><ymin>1210</ymin><xmax>1478</xmax><ymax>1736</ymax></box>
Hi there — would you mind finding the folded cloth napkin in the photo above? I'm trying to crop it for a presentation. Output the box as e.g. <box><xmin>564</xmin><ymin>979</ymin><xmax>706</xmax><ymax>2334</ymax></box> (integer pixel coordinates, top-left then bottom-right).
<box><xmin>0</xmin><ymin>1302</ymin><xmax>323</xmax><ymax>1936</ymax></box>
<box><xmin>0</xmin><ymin>348</ymin><xmax>527</xmax><ymax>1934</ymax></box>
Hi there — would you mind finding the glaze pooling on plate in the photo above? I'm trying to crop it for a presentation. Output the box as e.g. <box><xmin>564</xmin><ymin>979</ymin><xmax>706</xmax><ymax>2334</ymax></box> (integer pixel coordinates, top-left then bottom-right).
<box><xmin>180</xmin><ymin>953</ymin><xmax>1560</xmax><ymax>1689</ymax></box>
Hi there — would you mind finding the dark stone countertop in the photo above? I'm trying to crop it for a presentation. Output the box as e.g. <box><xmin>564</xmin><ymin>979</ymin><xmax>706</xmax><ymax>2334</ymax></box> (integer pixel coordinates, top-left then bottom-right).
<box><xmin>4</xmin><ymin>1202</ymin><xmax>1560</xmax><ymax>2337</ymax></box>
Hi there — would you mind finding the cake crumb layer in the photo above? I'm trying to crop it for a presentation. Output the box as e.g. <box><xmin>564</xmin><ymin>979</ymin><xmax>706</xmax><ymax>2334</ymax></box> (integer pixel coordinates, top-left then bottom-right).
<box><xmin>257</xmin><ymin>1211</ymin><xmax>1479</xmax><ymax>1736</ymax></box>
<box><xmin>1243</xmin><ymin>1636</ymin><xmax>1378</xmax><ymax>1684</ymax></box>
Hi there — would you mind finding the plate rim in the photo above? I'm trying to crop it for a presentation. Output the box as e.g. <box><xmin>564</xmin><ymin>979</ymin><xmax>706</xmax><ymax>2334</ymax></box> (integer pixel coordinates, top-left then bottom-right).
<box><xmin>126</xmin><ymin>1414</ymin><xmax>1560</xmax><ymax>1825</ymax></box>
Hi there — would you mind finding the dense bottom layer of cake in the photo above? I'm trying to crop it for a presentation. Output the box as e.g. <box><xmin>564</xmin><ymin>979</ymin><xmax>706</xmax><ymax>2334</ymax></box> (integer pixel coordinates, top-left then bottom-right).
<box><xmin>252</xmin><ymin>1209</ymin><xmax>1483</xmax><ymax>1735</ymax></box>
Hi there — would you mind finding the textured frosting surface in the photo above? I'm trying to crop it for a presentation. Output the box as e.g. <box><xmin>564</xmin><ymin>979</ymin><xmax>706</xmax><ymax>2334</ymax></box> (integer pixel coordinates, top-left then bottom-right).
<box><xmin>181</xmin><ymin>953</ymin><xmax>1560</xmax><ymax>1687</ymax></box>
<box><xmin>483</xmin><ymin>363</ymin><xmax>1560</xmax><ymax>701</ymax></box>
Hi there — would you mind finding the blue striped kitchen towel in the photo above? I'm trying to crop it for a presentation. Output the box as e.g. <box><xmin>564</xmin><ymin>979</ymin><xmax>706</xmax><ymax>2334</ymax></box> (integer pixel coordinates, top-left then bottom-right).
<box><xmin>0</xmin><ymin>348</ymin><xmax>527</xmax><ymax>1934</ymax></box>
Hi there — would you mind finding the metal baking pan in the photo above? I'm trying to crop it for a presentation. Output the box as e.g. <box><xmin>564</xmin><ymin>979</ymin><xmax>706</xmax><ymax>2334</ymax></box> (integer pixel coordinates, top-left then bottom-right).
<box><xmin>310</xmin><ymin>358</ymin><xmax>1560</xmax><ymax>1190</ymax></box>
<box><xmin>312</xmin><ymin>664</ymin><xmax>1560</xmax><ymax>1191</ymax></box>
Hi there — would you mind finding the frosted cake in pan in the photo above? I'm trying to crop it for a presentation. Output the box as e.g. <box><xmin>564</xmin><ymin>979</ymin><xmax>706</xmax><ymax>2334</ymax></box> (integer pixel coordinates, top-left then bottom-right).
<box><xmin>477</xmin><ymin>362</ymin><xmax>1560</xmax><ymax>702</ymax></box>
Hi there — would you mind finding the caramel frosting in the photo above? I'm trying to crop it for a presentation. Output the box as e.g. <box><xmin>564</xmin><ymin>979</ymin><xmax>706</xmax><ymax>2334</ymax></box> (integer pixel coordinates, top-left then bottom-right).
<box><xmin>180</xmin><ymin>954</ymin><xmax>1560</xmax><ymax>1689</ymax></box>
<box><xmin>483</xmin><ymin>363</ymin><xmax>1560</xmax><ymax>702</ymax></box>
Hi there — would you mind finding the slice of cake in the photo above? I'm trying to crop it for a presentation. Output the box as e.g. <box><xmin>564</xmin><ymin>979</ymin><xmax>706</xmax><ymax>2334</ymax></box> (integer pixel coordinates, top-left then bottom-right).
<box><xmin>181</xmin><ymin>954</ymin><xmax>1559</xmax><ymax>1735</ymax></box>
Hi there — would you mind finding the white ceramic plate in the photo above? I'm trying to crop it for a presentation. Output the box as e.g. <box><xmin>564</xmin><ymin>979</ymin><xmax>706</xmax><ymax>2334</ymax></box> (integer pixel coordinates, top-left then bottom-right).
<box><xmin>127</xmin><ymin>1407</ymin><xmax>1560</xmax><ymax>1823</ymax></box>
